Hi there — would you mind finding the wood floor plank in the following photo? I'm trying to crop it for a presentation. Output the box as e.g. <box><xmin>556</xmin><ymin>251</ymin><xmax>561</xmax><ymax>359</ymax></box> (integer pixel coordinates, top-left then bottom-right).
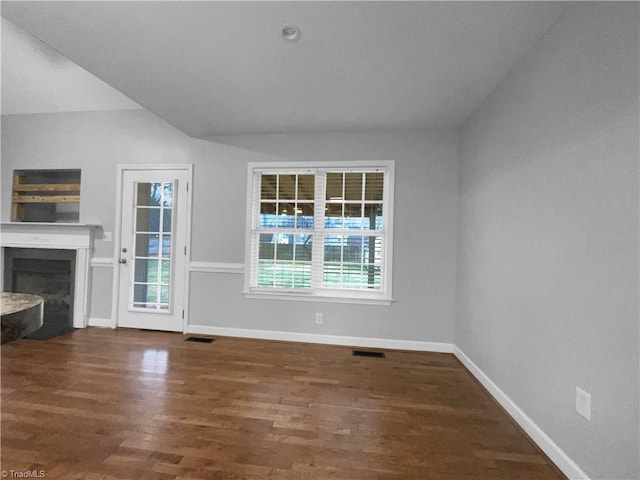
<box><xmin>2</xmin><ymin>328</ymin><xmax>566</xmax><ymax>479</ymax></box>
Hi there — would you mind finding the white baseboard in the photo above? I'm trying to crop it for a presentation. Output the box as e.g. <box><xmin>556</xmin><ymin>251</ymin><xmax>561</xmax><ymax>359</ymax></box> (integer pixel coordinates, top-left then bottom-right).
<box><xmin>186</xmin><ymin>324</ymin><xmax>454</xmax><ymax>353</ymax></box>
<box><xmin>453</xmin><ymin>347</ymin><xmax>589</xmax><ymax>480</ymax></box>
<box><xmin>88</xmin><ymin>317</ymin><xmax>115</xmax><ymax>328</ymax></box>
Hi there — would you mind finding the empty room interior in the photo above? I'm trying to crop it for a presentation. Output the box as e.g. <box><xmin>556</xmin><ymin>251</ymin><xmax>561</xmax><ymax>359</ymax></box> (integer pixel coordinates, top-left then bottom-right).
<box><xmin>1</xmin><ymin>2</ymin><xmax>638</xmax><ymax>479</ymax></box>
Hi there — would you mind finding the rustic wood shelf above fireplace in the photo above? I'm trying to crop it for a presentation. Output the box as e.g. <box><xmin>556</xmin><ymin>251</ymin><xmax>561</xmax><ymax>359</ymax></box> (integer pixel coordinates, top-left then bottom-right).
<box><xmin>11</xmin><ymin>172</ymin><xmax>81</xmax><ymax>222</ymax></box>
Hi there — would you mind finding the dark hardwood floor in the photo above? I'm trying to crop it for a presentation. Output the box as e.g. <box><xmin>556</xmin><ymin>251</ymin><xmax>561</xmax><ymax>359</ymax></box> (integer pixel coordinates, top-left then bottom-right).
<box><xmin>1</xmin><ymin>328</ymin><xmax>565</xmax><ymax>479</ymax></box>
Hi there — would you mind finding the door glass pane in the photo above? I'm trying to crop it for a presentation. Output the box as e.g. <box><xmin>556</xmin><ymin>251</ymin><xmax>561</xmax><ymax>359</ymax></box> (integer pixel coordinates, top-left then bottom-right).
<box><xmin>131</xmin><ymin>181</ymin><xmax>174</xmax><ymax>311</ymax></box>
<box><xmin>162</xmin><ymin>183</ymin><xmax>173</xmax><ymax>207</ymax></box>
<box><xmin>135</xmin><ymin>234</ymin><xmax>159</xmax><ymax>256</ymax></box>
<box><xmin>161</xmin><ymin>260</ymin><xmax>171</xmax><ymax>285</ymax></box>
<box><xmin>134</xmin><ymin>259</ymin><xmax>158</xmax><ymax>282</ymax></box>
<box><xmin>137</xmin><ymin>183</ymin><xmax>161</xmax><ymax>207</ymax></box>
<box><xmin>161</xmin><ymin>235</ymin><xmax>171</xmax><ymax>257</ymax></box>
<box><xmin>134</xmin><ymin>284</ymin><xmax>158</xmax><ymax>306</ymax></box>
<box><xmin>160</xmin><ymin>286</ymin><xmax>170</xmax><ymax>305</ymax></box>
<box><xmin>136</xmin><ymin>208</ymin><xmax>160</xmax><ymax>232</ymax></box>
<box><xmin>163</xmin><ymin>209</ymin><xmax>172</xmax><ymax>232</ymax></box>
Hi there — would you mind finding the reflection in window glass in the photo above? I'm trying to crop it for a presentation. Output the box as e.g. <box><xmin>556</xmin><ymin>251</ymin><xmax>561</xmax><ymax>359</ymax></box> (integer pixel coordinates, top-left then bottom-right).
<box><xmin>259</xmin><ymin>174</ymin><xmax>315</xmax><ymax>232</ymax></box>
<box><xmin>136</xmin><ymin>208</ymin><xmax>160</xmax><ymax>232</ymax></box>
<box><xmin>344</xmin><ymin>173</ymin><xmax>362</xmax><ymax>201</ymax></box>
<box><xmin>297</xmin><ymin>175</ymin><xmax>314</xmax><ymax>200</ymax></box>
<box><xmin>295</xmin><ymin>203</ymin><xmax>314</xmax><ymax>229</ymax></box>
<box><xmin>278</xmin><ymin>175</ymin><xmax>296</xmax><ymax>200</ymax></box>
<box><xmin>324</xmin><ymin>173</ymin><xmax>384</xmax><ymax>231</ymax></box>
<box><xmin>323</xmin><ymin>235</ymin><xmax>382</xmax><ymax>289</ymax></box>
<box><xmin>257</xmin><ymin>234</ymin><xmax>312</xmax><ymax>289</ymax></box>
<box><xmin>135</xmin><ymin>233</ymin><xmax>159</xmax><ymax>256</ymax></box>
<box><xmin>365</xmin><ymin>172</ymin><xmax>384</xmax><ymax>201</ymax></box>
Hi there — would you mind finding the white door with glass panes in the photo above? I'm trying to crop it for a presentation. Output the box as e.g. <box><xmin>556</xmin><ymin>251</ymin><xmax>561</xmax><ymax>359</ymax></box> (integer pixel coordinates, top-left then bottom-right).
<box><xmin>116</xmin><ymin>167</ymin><xmax>191</xmax><ymax>331</ymax></box>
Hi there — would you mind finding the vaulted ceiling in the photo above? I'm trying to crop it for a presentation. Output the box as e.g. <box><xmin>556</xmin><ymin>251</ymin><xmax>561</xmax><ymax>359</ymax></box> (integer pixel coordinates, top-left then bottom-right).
<box><xmin>1</xmin><ymin>17</ymin><xmax>141</xmax><ymax>115</ymax></box>
<box><xmin>1</xmin><ymin>2</ymin><xmax>568</xmax><ymax>138</ymax></box>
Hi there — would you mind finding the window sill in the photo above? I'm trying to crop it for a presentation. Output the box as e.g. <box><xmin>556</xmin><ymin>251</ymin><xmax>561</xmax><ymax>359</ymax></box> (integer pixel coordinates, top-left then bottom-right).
<box><xmin>242</xmin><ymin>290</ymin><xmax>395</xmax><ymax>306</ymax></box>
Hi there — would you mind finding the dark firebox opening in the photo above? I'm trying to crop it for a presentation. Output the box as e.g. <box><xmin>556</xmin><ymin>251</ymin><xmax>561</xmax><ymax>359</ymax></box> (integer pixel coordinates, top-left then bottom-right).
<box><xmin>4</xmin><ymin>248</ymin><xmax>76</xmax><ymax>340</ymax></box>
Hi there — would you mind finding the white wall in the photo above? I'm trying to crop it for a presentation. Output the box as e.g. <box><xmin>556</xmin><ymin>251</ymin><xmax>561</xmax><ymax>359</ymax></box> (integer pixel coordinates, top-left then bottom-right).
<box><xmin>206</xmin><ymin>130</ymin><xmax>458</xmax><ymax>342</ymax></box>
<box><xmin>456</xmin><ymin>4</ymin><xmax>639</xmax><ymax>479</ymax></box>
<box><xmin>1</xmin><ymin>113</ymin><xmax>458</xmax><ymax>344</ymax></box>
<box><xmin>0</xmin><ymin>110</ymin><xmax>270</xmax><ymax>320</ymax></box>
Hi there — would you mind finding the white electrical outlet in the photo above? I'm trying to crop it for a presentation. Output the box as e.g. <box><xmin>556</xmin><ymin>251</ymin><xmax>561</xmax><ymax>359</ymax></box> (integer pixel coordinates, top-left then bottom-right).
<box><xmin>576</xmin><ymin>387</ymin><xmax>591</xmax><ymax>421</ymax></box>
<box><xmin>315</xmin><ymin>312</ymin><xmax>323</xmax><ymax>325</ymax></box>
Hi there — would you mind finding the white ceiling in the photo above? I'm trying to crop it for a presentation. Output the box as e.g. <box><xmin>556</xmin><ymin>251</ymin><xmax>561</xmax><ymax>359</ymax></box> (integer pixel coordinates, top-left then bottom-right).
<box><xmin>1</xmin><ymin>2</ymin><xmax>568</xmax><ymax>137</ymax></box>
<box><xmin>1</xmin><ymin>17</ymin><xmax>140</xmax><ymax>115</ymax></box>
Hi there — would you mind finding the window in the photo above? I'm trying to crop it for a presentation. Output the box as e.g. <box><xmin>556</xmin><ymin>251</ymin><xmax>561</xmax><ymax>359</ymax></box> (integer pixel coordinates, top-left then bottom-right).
<box><xmin>245</xmin><ymin>161</ymin><xmax>394</xmax><ymax>304</ymax></box>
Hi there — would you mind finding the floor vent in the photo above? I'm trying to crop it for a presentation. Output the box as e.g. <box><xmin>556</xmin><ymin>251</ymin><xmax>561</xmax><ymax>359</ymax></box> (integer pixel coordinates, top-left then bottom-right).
<box><xmin>185</xmin><ymin>336</ymin><xmax>215</xmax><ymax>343</ymax></box>
<box><xmin>352</xmin><ymin>349</ymin><xmax>385</xmax><ymax>358</ymax></box>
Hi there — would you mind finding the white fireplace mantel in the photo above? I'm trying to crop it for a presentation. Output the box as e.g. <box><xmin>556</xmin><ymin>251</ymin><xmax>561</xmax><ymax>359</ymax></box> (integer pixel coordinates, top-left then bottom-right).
<box><xmin>0</xmin><ymin>222</ymin><xmax>102</xmax><ymax>249</ymax></box>
<box><xmin>1</xmin><ymin>222</ymin><xmax>103</xmax><ymax>328</ymax></box>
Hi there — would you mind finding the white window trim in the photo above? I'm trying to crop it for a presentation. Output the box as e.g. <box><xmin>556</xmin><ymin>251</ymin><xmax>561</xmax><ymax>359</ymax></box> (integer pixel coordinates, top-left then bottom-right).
<box><xmin>243</xmin><ymin>160</ymin><xmax>395</xmax><ymax>305</ymax></box>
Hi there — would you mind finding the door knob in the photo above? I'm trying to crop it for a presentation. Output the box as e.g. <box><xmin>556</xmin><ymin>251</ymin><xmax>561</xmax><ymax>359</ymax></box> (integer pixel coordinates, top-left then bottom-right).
<box><xmin>118</xmin><ymin>258</ymin><xmax>127</xmax><ymax>264</ymax></box>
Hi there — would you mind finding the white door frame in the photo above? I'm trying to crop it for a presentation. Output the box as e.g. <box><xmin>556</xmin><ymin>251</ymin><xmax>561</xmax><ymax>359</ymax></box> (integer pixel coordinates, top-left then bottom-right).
<box><xmin>111</xmin><ymin>164</ymin><xmax>193</xmax><ymax>332</ymax></box>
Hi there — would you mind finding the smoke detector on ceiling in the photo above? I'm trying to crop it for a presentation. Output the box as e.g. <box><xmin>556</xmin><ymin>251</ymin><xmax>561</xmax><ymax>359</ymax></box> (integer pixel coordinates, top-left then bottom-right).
<box><xmin>280</xmin><ymin>24</ymin><xmax>301</xmax><ymax>42</ymax></box>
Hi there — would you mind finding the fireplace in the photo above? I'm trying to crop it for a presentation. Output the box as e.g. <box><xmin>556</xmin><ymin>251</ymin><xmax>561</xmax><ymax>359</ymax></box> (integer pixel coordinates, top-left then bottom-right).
<box><xmin>4</xmin><ymin>248</ymin><xmax>76</xmax><ymax>339</ymax></box>
<box><xmin>1</xmin><ymin>222</ymin><xmax>101</xmax><ymax>330</ymax></box>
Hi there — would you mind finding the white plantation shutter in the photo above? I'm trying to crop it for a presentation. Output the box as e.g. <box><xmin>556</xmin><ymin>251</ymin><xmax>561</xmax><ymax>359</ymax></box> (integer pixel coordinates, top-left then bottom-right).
<box><xmin>311</xmin><ymin>171</ymin><xmax>326</xmax><ymax>290</ymax></box>
<box><xmin>245</xmin><ymin>161</ymin><xmax>394</xmax><ymax>304</ymax></box>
